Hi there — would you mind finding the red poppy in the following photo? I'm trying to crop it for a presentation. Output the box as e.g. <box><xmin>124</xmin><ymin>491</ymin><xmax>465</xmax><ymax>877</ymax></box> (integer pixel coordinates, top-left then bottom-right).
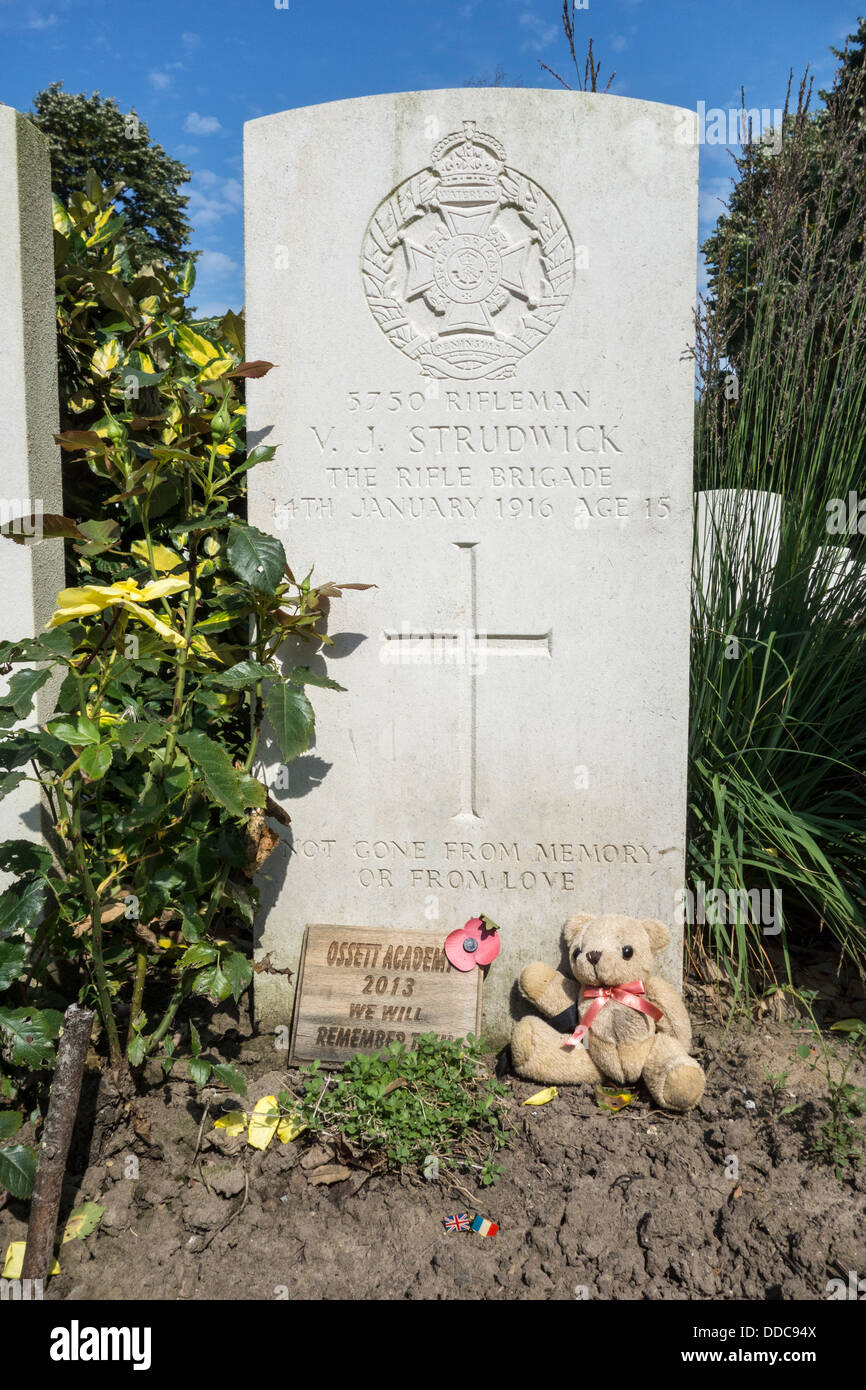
<box><xmin>444</xmin><ymin>915</ymin><xmax>501</xmax><ymax>972</ymax></box>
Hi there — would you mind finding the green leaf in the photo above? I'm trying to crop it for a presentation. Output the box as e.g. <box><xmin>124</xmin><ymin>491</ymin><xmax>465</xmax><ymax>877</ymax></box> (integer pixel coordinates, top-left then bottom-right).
<box><xmin>223</xmin><ymin>951</ymin><xmax>253</xmax><ymax>1003</ymax></box>
<box><xmin>0</xmin><ymin>771</ymin><xmax>27</xmax><ymax>802</ymax></box>
<box><xmin>174</xmin><ymin>322</ymin><xmax>227</xmax><ymax>370</ymax></box>
<box><xmin>289</xmin><ymin>666</ymin><xmax>346</xmax><ymax>692</ymax></box>
<box><xmin>0</xmin><ymin>942</ymin><xmax>26</xmax><ymax>989</ymax></box>
<box><xmin>245</xmin><ymin>444</ymin><xmax>276</xmax><ymax>467</ymax></box>
<box><xmin>219</xmin><ymin>308</ymin><xmax>245</xmax><ymax>356</ymax></box>
<box><xmin>177</xmin><ymin>729</ymin><xmax>259</xmax><ymax>817</ymax></box>
<box><xmin>114</xmin><ymin>720</ymin><xmax>165</xmax><ymax>753</ymax></box>
<box><xmin>228</xmin><ymin>444</ymin><xmax>277</xmax><ymax>480</ymax></box>
<box><xmin>205</xmin><ymin>661</ymin><xmax>274</xmax><ymax>690</ymax></box>
<box><xmin>0</xmin><ymin>841</ymin><xmax>53</xmax><ymax>877</ymax></box>
<box><xmin>0</xmin><ymin>1111</ymin><xmax>22</xmax><ymax>1140</ymax></box>
<box><xmin>63</xmin><ymin>1201</ymin><xmax>105</xmax><ymax>1241</ymax></box>
<box><xmin>0</xmin><ymin>1142</ymin><xmax>37</xmax><ymax>1198</ymax></box>
<box><xmin>89</xmin><ymin>268</ymin><xmax>140</xmax><ymax>324</ymax></box>
<box><xmin>192</xmin><ymin>962</ymin><xmax>232</xmax><ymax>1003</ymax></box>
<box><xmin>189</xmin><ymin>1057</ymin><xmax>212</xmax><ymax>1088</ymax></box>
<box><xmin>212</xmin><ymin>1063</ymin><xmax>247</xmax><ymax>1096</ymax></box>
<box><xmin>73</xmin><ymin>518</ymin><xmax>121</xmax><ymax>556</ymax></box>
<box><xmin>265</xmin><ymin>682</ymin><xmax>315</xmax><ymax>762</ymax></box>
<box><xmin>127</xmin><ymin>1034</ymin><xmax>146</xmax><ymax>1067</ymax></box>
<box><xmin>0</xmin><ymin>880</ymin><xmax>46</xmax><ymax>939</ymax></box>
<box><xmin>0</xmin><ymin>1008</ymin><xmax>56</xmax><ymax>1066</ymax></box>
<box><xmin>4</xmin><ymin>668</ymin><xmax>52</xmax><ymax>720</ymax></box>
<box><xmin>226</xmin><ymin>523</ymin><xmax>286</xmax><ymax>595</ymax></box>
<box><xmin>179</xmin><ymin>943</ymin><xmax>218</xmax><ymax>971</ymax></box>
<box><xmin>47</xmin><ymin>713</ymin><xmax>101</xmax><ymax>746</ymax></box>
<box><xmin>179</xmin><ymin>258</ymin><xmax>196</xmax><ymax>295</ymax></box>
<box><xmin>79</xmin><ymin>744</ymin><xmax>112</xmax><ymax>781</ymax></box>
<box><xmin>0</xmin><ymin>629</ymin><xmax>75</xmax><ymax>664</ymax></box>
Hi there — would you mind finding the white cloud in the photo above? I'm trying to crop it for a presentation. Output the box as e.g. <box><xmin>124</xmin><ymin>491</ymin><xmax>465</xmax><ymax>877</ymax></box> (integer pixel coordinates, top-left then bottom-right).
<box><xmin>176</xmin><ymin>144</ymin><xmax>199</xmax><ymax>158</ymax></box>
<box><xmin>184</xmin><ymin>112</ymin><xmax>222</xmax><ymax>136</ymax></box>
<box><xmin>517</xmin><ymin>8</ymin><xmax>558</xmax><ymax>53</ymax></box>
<box><xmin>188</xmin><ymin>190</ymin><xmax>229</xmax><ymax>228</ymax></box>
<box><xmin>198</xmin><ymin>249</ymin><xmax>239</xmax><ymax>280</ymax></box>
<box><xmin>26</xmin><ymin>10</ymin><xmax>57</xmax><ymax>28</ymax></box>
<box><xmin>149</xmin><ymin>71</ymin><xmax>172</xmax><ymax>91</ymax></box>
<box><xmin>181</xmin><ymin>31</ymin><xmax>200</xmax><ymax>47</ymax></box>
<box><xmin>187</xmin><ymin>172</ymin><xmax>244</xmax><ymax>227</ymax></box>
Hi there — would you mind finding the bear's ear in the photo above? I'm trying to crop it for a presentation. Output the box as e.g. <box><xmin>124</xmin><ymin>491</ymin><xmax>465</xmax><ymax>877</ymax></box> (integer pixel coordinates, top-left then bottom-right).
<box><xmin>642</xmin><ymin>919</ymin><xmax>670</xmax><ymax>954</ymax></box>
<box><xmin>563</xmin><ymin>912</ymin><xmax>593</xmax><ymax>947</ymax></box>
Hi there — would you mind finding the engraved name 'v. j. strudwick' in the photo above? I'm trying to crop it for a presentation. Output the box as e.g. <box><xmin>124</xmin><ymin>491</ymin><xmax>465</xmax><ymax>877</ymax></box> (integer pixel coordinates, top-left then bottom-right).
<box><xmin>361</xmin><ymin>121</ymin><xmax>575</xmax><ymax>381</ymax></box>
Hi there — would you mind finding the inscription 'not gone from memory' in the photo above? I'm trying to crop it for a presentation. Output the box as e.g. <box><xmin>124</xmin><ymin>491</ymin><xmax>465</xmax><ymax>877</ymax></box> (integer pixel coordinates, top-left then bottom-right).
<box><xmin>294</xmin><ymin>839</ymin><xmax>659</xmax><ymax>863</ymax></box>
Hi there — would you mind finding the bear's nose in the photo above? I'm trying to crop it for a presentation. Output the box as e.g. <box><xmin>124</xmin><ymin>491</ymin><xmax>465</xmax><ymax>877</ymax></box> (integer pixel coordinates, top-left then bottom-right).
<box><xmin>585</xmin><ymin>950</ymin><xmax>601</xmax><ymax>966</ymax></box>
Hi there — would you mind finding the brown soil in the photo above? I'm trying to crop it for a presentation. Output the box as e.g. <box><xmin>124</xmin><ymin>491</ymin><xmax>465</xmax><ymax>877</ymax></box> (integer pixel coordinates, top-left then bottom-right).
<box><xmin>3</xmin><ymin>984</ymin><xmax>865</xmax><ymax>1302</ymax></box>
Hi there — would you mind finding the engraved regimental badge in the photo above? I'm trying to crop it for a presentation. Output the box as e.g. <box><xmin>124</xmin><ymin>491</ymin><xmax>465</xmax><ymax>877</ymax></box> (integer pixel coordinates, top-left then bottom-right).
<box><xmin>362</xmin><ymin>121</ymin><xmax>575</xmax><ymax>381</ymax></box>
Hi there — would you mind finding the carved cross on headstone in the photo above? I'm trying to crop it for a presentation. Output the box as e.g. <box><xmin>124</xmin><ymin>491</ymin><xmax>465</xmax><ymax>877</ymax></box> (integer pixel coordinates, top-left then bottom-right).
<box><xmin>383</xmin><ymin>541</ymin><xmax>552</xmax><ymax>821</ymax></box>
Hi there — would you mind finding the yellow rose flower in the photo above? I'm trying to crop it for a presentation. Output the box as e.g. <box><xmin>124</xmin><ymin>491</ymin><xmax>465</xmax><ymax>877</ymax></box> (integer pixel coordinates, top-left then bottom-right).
<box><xmin>47</xmin><ymin>576</ymin><xmax>189</xmax><ymax>647</ymax></box>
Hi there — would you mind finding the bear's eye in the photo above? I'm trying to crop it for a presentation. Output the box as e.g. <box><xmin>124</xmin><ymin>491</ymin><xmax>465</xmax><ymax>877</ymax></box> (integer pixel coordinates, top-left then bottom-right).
<box><xmin>622</xmin><ymin>945</ymin><xmax>634</xmax><ymax>960</ymax></box>
<box><xmin>571</xmin><ymin>946</ymin><xmax>582</xmax><ymax>960</ymax></box>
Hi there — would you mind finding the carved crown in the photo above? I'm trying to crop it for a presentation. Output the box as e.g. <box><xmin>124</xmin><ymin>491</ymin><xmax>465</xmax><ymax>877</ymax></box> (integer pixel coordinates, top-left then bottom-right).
<box><xmin>430</xmin><ymin>121</ymin><xmax>506</xmax><ymax>192</ymax></box>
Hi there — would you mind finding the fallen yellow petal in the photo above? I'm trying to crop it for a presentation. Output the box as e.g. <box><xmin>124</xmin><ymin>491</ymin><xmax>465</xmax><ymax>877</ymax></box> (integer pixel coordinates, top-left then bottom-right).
<box><xmin>213</xmin><ymin>1110</ymin><xmax>247</xmax><ymax>1137</ymax></box>
<box><xmin>522</xmin><ymin>1086</ymin><xmax>558</xmax><ymax>1106</ymax></box>
<box><xmin>277</xmin><ymin>1113</ymin><xmax>306</xmax><ymax>1143</ymax></box>
<box><xmin>2</xmin><ymin>1241</ymin><xmax>61</xmax><ymax>1278</ymax></box>
<box><xmin>247</xmin><ymin>1095</ymin><xmax>280</xmax><ymax>1150</ymax></box>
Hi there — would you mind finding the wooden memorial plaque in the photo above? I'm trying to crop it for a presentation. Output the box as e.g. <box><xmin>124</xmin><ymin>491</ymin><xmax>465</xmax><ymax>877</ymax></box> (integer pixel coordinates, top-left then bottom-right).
<box><xmin>289</xmin><ymin>925</ymin><xmax>483</xmax><ymax>1066</ymax></box>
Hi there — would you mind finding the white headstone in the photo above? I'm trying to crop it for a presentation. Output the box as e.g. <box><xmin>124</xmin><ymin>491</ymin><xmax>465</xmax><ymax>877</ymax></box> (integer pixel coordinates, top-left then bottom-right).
<box><xmin>695</xmin><ymin>489</ymin><xmax>782</xmax><ymax>618</ymax></box>
<box><xmin>245</xmin><ymin>91</ymin><xmax>698</xmax><ymax>1040</ymax></box>
<box><xmin>0</xmin><ymin>108</ymin><xmax>63</xmax><ymax>869</ymax></box>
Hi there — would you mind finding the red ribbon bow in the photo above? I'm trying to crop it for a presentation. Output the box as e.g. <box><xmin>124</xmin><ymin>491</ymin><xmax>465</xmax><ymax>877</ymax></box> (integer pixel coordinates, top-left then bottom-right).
<box><xmin>563</xmin><ymin>979</ymin><xmax>663</xmax><ymax>1049</ymax></box>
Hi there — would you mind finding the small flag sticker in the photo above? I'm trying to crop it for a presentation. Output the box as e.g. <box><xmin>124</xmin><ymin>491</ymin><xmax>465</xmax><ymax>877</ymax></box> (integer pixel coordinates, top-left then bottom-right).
<box><xmin>471</xmin><ymin>1215</ymin><xmax>499</xmax><ymax>1237</ymax></box>
<box><xmin>442</xmin><ymin>1212</ymin><xmax>472</xmax><ymax>1233</ymax></box>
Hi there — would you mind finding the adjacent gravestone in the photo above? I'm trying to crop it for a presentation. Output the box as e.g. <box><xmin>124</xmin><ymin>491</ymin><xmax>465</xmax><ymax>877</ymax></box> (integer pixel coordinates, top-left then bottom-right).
<box><xmin>695</xmin><ymin>490</ymin><xmax>782</xmax><ymax>618</ymax></box>
<box><xmin>245</xmin><ymin>90</ymin><xmax>699</xmax><ymax>1042</ymax></box>
<box><xmin>0</xmin><ymin>108</ymin><xmax>64</xmax><ymax>872</ymax></box>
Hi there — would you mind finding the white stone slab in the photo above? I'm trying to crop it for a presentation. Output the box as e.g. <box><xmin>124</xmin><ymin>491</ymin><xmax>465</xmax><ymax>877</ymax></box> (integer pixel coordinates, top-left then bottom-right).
<box><xmin>695</xmin><ymin>489</ymin><xmax>782</xmax><ymax>618</ymax></box>
<box><xmin>0</xmin><ymin>108</ymin><xmax>63</xmax><ymax>872</ymax></box>
<box><xmin>245</xmin><ymin>91</ymin><xmax>698</xmax><ymax>1040</ymax></box>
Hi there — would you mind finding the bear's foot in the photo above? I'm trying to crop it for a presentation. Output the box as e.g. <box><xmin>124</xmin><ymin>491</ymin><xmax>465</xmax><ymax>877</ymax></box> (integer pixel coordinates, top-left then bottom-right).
<box><xmin>511</xmin><ymin>1016</ymin><xmax>602</xmax><ymax>1086</ymax></box>
<box><xmin>643</xmin><ymin>1032</ymin><xmax>705</xmax><ymax>1111</ymax></box>
<box><xmin>661</xmin><ymin>1059</ymin><xmax>705</xmax><ymax>1111</ymax></box>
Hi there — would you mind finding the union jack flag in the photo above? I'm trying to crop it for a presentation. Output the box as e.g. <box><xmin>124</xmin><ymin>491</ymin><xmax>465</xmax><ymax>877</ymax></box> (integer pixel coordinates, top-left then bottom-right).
<box><xmin>442</xmin><ymin>1212</ymin><xmax>472</xmax><ymax>1233</ymax></box>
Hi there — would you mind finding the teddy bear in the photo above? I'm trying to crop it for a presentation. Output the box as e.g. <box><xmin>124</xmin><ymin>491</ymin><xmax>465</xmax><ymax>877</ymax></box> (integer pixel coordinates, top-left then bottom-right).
<box><xmin>511</xmin><ymin>913</ymin><xmax>705</xmax><ymax>1111</ymax></box>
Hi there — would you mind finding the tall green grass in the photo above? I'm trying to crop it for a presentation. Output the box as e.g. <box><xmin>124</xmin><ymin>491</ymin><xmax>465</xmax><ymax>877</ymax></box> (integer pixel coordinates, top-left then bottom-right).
<box><xmin>689</xmin><ymin>64</ymin><xmax>866</xmax><ymax>997</ymax></box>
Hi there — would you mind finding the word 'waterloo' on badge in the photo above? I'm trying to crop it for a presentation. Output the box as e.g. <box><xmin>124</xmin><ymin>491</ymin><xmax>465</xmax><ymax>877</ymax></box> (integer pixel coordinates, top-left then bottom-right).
<box><xmin>361</xmin><ymin>120</ymin><xmax>575</xmax><ymax>381</ymax></box>
<box><xmin>289</xmin><ymin>925</ymin><xmax>482</xmax><ymax>1066</ymax></box>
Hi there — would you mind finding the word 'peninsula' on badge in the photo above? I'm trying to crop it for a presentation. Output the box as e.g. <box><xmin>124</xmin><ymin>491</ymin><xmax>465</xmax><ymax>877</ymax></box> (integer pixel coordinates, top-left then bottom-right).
<box><xmin>362</xmin><ymin>120</ymin><xmax>575</xmax><ymax>381</ymax></box>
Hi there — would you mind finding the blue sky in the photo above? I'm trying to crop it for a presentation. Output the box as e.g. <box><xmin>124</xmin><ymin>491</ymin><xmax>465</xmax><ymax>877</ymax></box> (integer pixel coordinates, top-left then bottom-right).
<box><xmin>1</xmin><ymin>0</ymin><xmax>861</xmax><ymax>315</ymax></box>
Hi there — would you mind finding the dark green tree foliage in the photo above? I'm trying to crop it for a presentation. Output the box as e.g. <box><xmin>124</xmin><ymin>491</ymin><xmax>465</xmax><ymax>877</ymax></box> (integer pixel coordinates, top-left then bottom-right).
<box><xmin>701</xmin><ymin>19</ymin><xmax>865</xmax><ymax>375</ymax></box>
<box><xmin>31</xmin><ymin>84</ymin><xmax>193</xmax><ymax>271</ymax></box>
